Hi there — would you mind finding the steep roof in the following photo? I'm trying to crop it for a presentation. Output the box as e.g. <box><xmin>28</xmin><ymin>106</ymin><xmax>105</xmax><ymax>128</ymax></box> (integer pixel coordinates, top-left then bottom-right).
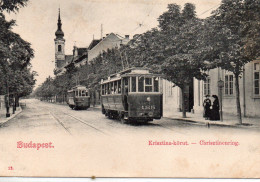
<box><xmin>77</xmin><ymin>48</ymin><xmax>88</xmax><ymax>56</ymax></box>
<box><xmin>88</xmin><ymin>39</ymin><xmax>102</xmax><ymax>50</ymax></box>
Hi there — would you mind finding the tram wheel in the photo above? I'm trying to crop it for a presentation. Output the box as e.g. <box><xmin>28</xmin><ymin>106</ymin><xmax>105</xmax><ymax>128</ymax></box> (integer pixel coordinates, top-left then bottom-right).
<box><xmin>119</xmin><ymin>112</ymin><xmax>128</xmax><ymax>124</ymax></box>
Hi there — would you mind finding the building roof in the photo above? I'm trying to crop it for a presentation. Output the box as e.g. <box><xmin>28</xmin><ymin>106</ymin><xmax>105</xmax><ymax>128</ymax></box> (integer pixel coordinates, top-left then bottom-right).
<box><xmin>88</xmin><ymin>39</ymin><xmax>102</xmax><ymax>50</ymax></box>
<box><xmin>77</xmin><ymin>48</ymin><xmax>88</xmax><ymax>56</ymax></box>
<box><xmin>55</xmin><ymin>8</ymin><xmax>64</xmax><ymax>39</ymax></box>
<box><xmin>65</xmin><ymin>55</ymin><xmax>73</xmax><ymax>64</ymax></box>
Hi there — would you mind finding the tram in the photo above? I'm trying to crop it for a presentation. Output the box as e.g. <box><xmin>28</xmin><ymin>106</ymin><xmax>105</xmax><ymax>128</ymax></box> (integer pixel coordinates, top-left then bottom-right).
<box><xmin>67</xmin><ymin>85</ymin><xmax>90</xmax><ymax>110</ymax></box>
<box><xmin>101</xmin><ymin>68</ymin><xmax>163</xmax><ymax>123</ymax></box>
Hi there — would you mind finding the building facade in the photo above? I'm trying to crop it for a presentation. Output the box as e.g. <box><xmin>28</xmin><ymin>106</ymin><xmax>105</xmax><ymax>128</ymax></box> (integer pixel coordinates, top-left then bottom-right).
<box><xmin>88</xmin><ymin>33</ymin><xmax>130</xmax><ymax>63</ymax></box>
<box><xmin>162</xmin><ymin>59</ymin><xmax>260</xmax><ymax>118</ymax></box>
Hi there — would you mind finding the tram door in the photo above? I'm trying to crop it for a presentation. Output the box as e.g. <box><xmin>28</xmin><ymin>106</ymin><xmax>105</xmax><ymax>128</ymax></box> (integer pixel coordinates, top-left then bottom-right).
<box><xmin>122</xmin><ymin>77</ymin><xmax>129</xmax><ymax>110</ymax></box>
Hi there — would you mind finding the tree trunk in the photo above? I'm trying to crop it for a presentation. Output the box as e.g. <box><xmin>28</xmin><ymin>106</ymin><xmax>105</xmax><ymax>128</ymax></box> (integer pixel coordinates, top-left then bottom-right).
<box><xmin>15</xmin><ymin>95</ymin><xmax>19</xmax><ymax>107</ymax></box>
<box><xmin>234</xmin><ymin>73</ymin><xmax>242</xmax><ymax>124</ymax></box>
<box><xmin>181</xmin><ymin>87</ymin><xmax>186</xmax><ymax>118</ymax></box>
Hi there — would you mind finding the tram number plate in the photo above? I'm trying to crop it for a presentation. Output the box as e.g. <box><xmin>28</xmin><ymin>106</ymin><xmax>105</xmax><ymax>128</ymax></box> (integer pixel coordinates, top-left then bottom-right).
<box><xmin>141</xmin><ymin>105</ymin><xmax>155</xmax><ymax>110</ymax></box>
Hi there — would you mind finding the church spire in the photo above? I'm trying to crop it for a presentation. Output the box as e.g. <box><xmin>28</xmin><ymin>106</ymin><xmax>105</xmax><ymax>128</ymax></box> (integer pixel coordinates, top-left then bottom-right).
<box><xmin>55</xmin><ymin>8</ymin><xmax>64</xmax><ymax>39</ymax></box>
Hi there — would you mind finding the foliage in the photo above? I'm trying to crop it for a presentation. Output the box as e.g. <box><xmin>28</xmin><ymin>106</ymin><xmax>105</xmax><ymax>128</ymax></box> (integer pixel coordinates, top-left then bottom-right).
<box><xmin>0</xmin><ymin>0</ymin><xmax>36</xmax><ymax>101</ymax></box>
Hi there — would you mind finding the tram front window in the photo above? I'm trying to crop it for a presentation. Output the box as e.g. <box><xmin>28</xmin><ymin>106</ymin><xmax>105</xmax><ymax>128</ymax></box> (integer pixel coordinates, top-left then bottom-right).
<box><xmin>82</xmin><ymin>90</ymin><xmax>86</xmax><ymax>96</ymax></box>
<box><xmin>145</xmin><ymin>78</ymin><xmax>152</xmax><ymax>92</ymax></box>
<box><xmin>131</xmin><ymin>77</ymin><xmax>136</xmax><ymax>92</ymax></box>
<box><xmin>138</xmin><ymin>77</ymin><xmax>144</xmax><ymax>92</ymax></box>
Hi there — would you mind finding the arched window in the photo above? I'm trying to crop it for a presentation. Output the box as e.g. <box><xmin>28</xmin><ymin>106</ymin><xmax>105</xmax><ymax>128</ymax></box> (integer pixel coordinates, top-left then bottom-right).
<box><xmin>58</xmin><ymin>45</ymin><xmax>62</xmax><ymax>52</ymax></box>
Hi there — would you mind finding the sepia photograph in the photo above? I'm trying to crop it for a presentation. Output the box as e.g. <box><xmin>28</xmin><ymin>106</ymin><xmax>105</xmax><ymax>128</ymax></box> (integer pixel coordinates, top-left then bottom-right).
<box><xmin>0</xmin><ymin>0</ymin><xmax>260</xmax><ymax>178</ymax></box>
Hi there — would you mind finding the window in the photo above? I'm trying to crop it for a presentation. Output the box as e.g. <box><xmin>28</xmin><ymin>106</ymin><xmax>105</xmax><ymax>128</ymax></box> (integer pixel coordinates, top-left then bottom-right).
<box><xmin>101</xmin><ymin>85</ymin><xmax>105</xmax><ymax>95</ymax></box>
<box><xmin>154</xmin><ymin>77</ymin><xmax>159</xmax><ymax>92</ymax></box>
<box><xmin>82</xmin><ymin>90</ymin><xmax>86</xmax><ymax>96</ymax></box>
<box><xmin>131</xmin><ymin>77</ymin><xmax>136</xmax><ymax>92</ymax></box>
<box><xmin>145</xmin><ymin>77</ymin><xmax>153</xmax><ymax>92</ymax></box>
<box><xmin>225</xmin><ymin>75</ymin><xmax>234</xmax><ymax>95</ymax></box>
<box><xmin>118</xmin><ymin>80</ymin><xmax>121</xmax><ymax>94</ymax></box>
<box><xmin>58</xmin><ymin>45</ymin><xmax>62</xmax><ymax>52</ymax></box>
<box><xmin>138</xmin><ymin>77</ymin><xmax>144</xmax><ymax>92</ymax></box>
<box><xmin>203</xmin><ymin>77</ymin><xmax>210</xmax><ymax>96</ymax></box>
<box><xmin>254</xmin><ymin>63</ymin><xmax>260</xmax><ymax>95</ymax></box>
<box><xmin>114</xmin><ymin>81</ymin><xmax>118</xmax><ymax>94</ymax></box>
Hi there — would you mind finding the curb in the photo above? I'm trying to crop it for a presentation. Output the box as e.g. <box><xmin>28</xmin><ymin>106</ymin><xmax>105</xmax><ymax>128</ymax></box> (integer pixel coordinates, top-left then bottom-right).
<box><xmin>0</xmin><ymin>107</ymin><xmax>23</xmax><ymax>125</ymax></box>
<box><xmin>164</xmin><ymin>117</ymin><xmax>258</xmax><ymax>129</ymax></box>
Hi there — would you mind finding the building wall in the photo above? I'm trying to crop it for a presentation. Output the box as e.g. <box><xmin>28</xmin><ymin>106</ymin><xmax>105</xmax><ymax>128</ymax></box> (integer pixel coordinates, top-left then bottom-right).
<box><xmin>88</xmin><ymin>33</ymin><xmax>129</xmax><ymax>63</ymax></box>
<box><xmin>161</xmin><ymin>79</ymin><xmax>181</xmax><ymax>117</ymax></box>
<box><xmin>193</xmin><ymin>60</ymin><xmax>260</xmax><ymax>117</ymax></box>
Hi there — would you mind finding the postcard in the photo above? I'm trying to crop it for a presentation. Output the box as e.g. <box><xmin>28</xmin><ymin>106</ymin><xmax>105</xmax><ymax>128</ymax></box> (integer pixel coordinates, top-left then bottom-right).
<box><xmin>0</xmin><ymin>0</ymin><xmax>259</xmax><ymax>178</ymax></box>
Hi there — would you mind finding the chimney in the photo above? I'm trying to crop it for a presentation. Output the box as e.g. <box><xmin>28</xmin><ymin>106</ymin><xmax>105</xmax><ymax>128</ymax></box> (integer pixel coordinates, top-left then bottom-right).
<box><xmin>125</xmin><ymin>35</ymin><xmax>129</xmax><ymax>39</ymax></box>
<box><xmin>106</xmin><ymin>34</ymin><xmax>109</xmax><ymax>36</ymax></box>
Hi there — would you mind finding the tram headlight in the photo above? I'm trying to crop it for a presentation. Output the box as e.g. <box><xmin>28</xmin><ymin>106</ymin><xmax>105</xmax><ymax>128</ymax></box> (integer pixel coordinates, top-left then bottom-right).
<box><xmin>148</xmin><ymin>112</ymin><xmax>153</xmax><ymax>117</ymax></box>
<box><xmin>147</xmin><ymin>97</ymin><xmax>151</xmax><ymax>102</ymax></box>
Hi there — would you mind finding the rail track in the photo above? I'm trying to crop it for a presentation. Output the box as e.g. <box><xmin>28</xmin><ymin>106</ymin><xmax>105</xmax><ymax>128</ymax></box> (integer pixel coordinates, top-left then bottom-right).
<box><xmin>49</xmin><ymin>111</ymin><xmax>109</xmax><ymax>136</ymax></box>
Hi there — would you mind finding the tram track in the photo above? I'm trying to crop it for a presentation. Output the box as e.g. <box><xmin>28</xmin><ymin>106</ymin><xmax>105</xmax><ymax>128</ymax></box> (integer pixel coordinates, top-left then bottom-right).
<box><xmin>65</xmin><ymin>113</ymin><xmax>109</xmax><ymax>135</ymax></box>
<box><xmin>50</xmin><ymin>110</ymin><xmax>109</xmax><ymax>136</ymax></box>
<box><xmin>49</xmin><ymin>111</ymin><xmax>72</xmax><ymax>135</ymax></box>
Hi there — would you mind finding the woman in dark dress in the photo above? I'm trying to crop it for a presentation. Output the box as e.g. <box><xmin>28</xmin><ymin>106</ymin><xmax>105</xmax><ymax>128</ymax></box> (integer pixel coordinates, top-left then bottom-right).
<box><xmin>210</xmin><ymin>95</ymin><xmax>220</xmax><ymax>121</ymax></box>
<box><xmin>203</xmin><ymin>95</ymin><xmax>211</xmax><ymax>120</ymax></box>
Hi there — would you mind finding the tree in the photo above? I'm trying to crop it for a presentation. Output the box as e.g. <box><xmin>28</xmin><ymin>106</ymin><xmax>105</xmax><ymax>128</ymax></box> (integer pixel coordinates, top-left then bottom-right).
<box><xmin>155</xmin><ymin>3</ymin><xmax>208</xmax><ymax>117</ymax></box>
<box><xmin>0</xmin><ymin>0</ymin><xmax>36</xmax><ymax>111</ymax></box>
<box><xmin>202</xmin><ymin>0</ymin><xmax>260</xmax><ymax>124</ymax></box>
<box><xmin>161</xmin><ymin>18</ymin><xmax>207</xmax><ymax>118</ymax></box>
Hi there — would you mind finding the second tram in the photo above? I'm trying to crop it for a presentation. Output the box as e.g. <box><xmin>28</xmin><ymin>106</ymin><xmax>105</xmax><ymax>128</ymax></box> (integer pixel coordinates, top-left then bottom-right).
<box><xmin>101</xmin><ymin>68</ymin><xmax>163</xmax><ymax>123</ymax></box>
<box><xmin>67</xmin><ymin>85</ymin><xmax>90</xmax><ymax>110</ymax></box>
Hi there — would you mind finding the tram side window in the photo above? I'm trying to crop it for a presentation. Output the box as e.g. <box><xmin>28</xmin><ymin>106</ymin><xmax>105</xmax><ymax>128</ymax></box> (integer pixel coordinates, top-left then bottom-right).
<box><xmin>110</xmin><ymin>82</ymin><xmax>114</xmax><ymax>94</ymax></box>
<box><xmin>105</xmin><ymin>84</ymin><xmax>108</xmax><ymax>95</ymax></box>
<box><xmin>114</xmin><ymin>81</ymin><xmax>118</xmax><ymax>94</ymax></box>
<box><xmin>118</xmin><ymin>80</ymin><xmax>121</xmax><ymax>94</ymax></box>
<box><xmin>145</xmin><ymin>78</ymin><xmax>153</xmax><ymax>92</ymax></box>
<box><xmin>101</xmin><ymin>85</ymin><xmax>105</xmax><ymax>95</ymax></box>
<box><xmin>154</xmin><ymin>77</ymin><xmax>159</xmax><ymax>92</ymax></box>
<box><xmin>131</xmin><ymin>77</ymin><xmax>136</xmax><ymax>92</ymax></box>
<box><xmin>138</xmin><ymin>77</ymin><xmax>144</xmax><ymax>92</ymax></box>
<box><xmin>107</xmin><ymin>83</ymin><xmax>110</xmax><ymax>94</ymax></box>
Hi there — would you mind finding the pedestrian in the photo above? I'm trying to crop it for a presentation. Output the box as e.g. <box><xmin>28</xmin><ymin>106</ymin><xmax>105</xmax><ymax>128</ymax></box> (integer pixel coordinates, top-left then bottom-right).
<box><xmin>210</xmin><ymin>95</ymin><xmax>220</xmax><ymax>121</ymax></box>
<box><xmin>203</xmin><ymin>95</ymin><xmax>211</xmax><ymax>120</ymax></box>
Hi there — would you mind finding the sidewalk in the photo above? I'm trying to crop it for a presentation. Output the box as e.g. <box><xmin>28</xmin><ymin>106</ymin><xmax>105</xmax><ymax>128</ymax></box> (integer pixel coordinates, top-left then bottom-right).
<box><xmin>0</xmin><ymin>107</ymin><xmax>22</xmax><ymax>124</ymax></box>
<box><xmin>164</xmin><ymin>110</ymin><xmax>260</xmax><ymax>129</ymax></box>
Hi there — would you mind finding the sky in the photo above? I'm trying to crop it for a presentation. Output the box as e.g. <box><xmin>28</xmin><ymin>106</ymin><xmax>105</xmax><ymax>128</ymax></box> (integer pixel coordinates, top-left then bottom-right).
<box><xmin>5</xmin><ymin>0</ymin><xmax>221</xmax><ymax>87</ymax></box>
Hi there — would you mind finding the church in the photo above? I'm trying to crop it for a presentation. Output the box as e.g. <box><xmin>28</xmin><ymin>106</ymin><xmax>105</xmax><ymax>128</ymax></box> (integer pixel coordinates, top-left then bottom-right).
<box><xmin>54</xmin><ymin>9</ymin><xmax>73</xmax><ymax>76</ymax></box>
<box><xmin>53</xmin><ymin>9</ymin><xmax>129</xmax><ymax>76</ymax></box>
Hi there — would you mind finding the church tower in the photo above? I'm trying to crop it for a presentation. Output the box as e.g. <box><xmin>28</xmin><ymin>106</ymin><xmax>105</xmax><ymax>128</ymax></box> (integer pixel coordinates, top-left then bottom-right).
<box><xmin>54</xmin><ymin>8</ymin><xmax>65</xmax><ymax>69</ymax></box>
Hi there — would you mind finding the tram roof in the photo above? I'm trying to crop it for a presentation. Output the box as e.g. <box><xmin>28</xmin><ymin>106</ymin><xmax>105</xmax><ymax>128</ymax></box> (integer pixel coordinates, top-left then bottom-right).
<box><xmin>101</xmin><ymin>67</ymin><xmax>160</xmax><ymax>84</ymax></box>
<box><xmin>68</xmin><ymin>85</ymin><xmax>88</xmax><ymax>92</ymax></box>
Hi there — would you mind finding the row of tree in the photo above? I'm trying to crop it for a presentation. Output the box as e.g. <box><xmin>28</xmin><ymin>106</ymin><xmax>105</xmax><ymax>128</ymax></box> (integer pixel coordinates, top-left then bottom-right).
<box><xmin>0</xmin><ymin>0</ymin><xmax>36</xmax><ymax>111</ymax></box>
<box><xmin>35</xmin><ymin>0</ymin><xmax>260</xmax><ymax>124</ymax></box>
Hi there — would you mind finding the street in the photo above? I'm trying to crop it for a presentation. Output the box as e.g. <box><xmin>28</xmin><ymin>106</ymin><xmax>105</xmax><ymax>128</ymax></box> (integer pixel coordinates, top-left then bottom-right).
<box><xmin>0</xmin><ymin>99</ymin><xmax>260</xmax><ymax>177</ymax></box>
<box><xmin>0</xmin><ymin>99</ymin><xmax>254</xmax><ymax>137</ymax></box>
